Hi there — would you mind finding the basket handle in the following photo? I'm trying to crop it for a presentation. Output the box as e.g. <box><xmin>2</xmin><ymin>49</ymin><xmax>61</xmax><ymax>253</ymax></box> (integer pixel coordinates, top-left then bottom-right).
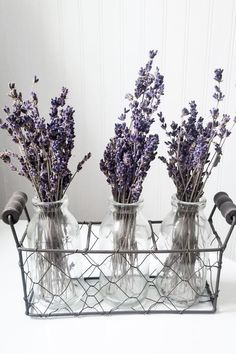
<box><xmin>1</xmin><ymin>191</ymin><xmax>28</xmax><ymax>225</ymax></box>
<box><xmin>213</xmin><ymin>191</ymin><xmax>236</xmax><ymax>251</ymax></box>
<box><xmin>214</xmin><ymin>191</ymin><xmax>236</xmax><ymax>225</ymax></box>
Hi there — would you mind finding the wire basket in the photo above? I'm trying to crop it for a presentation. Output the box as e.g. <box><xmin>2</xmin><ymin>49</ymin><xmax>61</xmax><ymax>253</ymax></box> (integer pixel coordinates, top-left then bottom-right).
<box><xmin>2</xmin><ymin>191</ymin><xmax>236</xmax><ymax>317</ymax></box>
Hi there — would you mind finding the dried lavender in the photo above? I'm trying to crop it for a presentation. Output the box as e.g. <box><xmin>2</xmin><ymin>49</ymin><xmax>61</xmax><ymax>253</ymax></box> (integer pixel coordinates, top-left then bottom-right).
<box><xmin>158</xmin><ymin>69</ymin><xmax>236</xmax><ymax>306</ymax></box>
<box><xmin>0</xmin><ymin>80</ymin><xmax>91</xmax><ymax>308</ymax></box>
<box><xmin>100</xmin><ymin>51</ymin><xmax>164</xmax><ymax>301</ymax></box>
<box><xmin>159</xmin><ymin>69</ymin><xmax>235</xmax><ymax>203</ymax></box>
<box><xmin>100</xmin><ymin>50</ymin><xmax>163</xmax><ymax>203</ymax></box>
<box><xmin>0</xmin><ymin>80</ymin><xmax>91</xmax><ymax>202</ymax></box>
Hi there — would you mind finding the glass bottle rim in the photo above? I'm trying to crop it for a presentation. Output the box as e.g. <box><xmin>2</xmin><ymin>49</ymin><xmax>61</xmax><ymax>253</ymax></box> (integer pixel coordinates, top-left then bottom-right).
<box><xmin>109</xmin><ymin>196</ymin><xmax>144</xmax><ymax>207</ymax></box>
<box><xmin>172</xmin><ymin>194</ymin><xmax>206</xmax><ymax>208</ymax></box>
<box><xmin>32</xmin><ymin>194</ymin><xmax>68</xmax><ymax>207</ymax></box>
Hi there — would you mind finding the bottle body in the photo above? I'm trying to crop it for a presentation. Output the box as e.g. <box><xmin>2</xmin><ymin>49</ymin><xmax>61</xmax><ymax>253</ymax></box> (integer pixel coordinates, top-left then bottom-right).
<box><xmin>99</xmin><ymin>199</ymin><xmax>151</xmax><ymax>307</ymax></box>
<box><xmin>26</xmin><ymin>195</ymin><xmax>82</xmax><ymax>311</ymax></box>
<box><xmin>157</xmin><ymin>195</ymin><xmax>211</xmax><ymax>307</ymax></box>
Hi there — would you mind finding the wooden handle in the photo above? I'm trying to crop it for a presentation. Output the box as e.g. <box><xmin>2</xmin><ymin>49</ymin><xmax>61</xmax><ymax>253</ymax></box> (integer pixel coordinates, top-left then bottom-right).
<box><xmin>1</xmin><ymin>191</ymin><xmax>28</xmax><ymax>225</ymax></box>
<box><xmin>214</xmin><ymin>192</ymin><xmax>236</xmax><ymax>225</ymax></box>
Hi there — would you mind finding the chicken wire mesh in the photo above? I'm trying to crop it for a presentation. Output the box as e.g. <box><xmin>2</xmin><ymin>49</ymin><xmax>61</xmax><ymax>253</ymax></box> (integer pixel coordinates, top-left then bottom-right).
<box><xmin>3</xmin><ymin>190</ymin><xmax>236</xmax><ymax>318</ymax></box>
<box><xmin>13</xmin><ymin>219</ymin><xmax>224</xmax><ymax>317</ymax></box>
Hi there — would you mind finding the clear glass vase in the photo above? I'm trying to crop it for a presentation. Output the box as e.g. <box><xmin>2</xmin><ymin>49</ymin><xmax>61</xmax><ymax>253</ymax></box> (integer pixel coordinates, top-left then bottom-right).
<box><xmin>157</xmin><ymin>195</ymin><xmax>211</xmax><ymax>308</ymax></box>
<box><xmin>99</xmin><ymin>199</ymin><xmax>151</xmax><ymax>308</ymax></box>
<box><xmin>26</xmin><ymin>195</ymin><xmax>83</xmax><ymax>311</ymax></box>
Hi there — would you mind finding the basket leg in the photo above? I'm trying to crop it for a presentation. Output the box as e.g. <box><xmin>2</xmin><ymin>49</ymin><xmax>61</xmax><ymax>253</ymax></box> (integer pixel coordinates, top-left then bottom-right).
<box><xmin>18</xmin><ymin>249</ymin><xmax>30</xmax><ymax>316</ymax></box>
<box><xmin>212</xmin><ymin>250</ymin><xmax>223</xmax><ymax>312</ymax></box>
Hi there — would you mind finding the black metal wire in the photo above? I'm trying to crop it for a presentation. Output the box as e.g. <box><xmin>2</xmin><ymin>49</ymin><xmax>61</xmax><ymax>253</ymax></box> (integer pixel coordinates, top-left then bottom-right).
<box><xmin>7</xmin><ymin>203</ymin><xmax>236</xmax><ymax>318</ymax></box>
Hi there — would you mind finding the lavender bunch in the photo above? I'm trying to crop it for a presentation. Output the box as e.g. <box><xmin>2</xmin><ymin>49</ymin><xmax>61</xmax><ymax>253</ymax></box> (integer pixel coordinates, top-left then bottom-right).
<box><xmin>0</xmin><ymin>78</ymin><xmax>91</xmax><ymax>202</ymax></box>
<box><xmin>100</xmin><ymin>50</ymin><xmax>164</xmax><ymax>203</ymax></box>
<box><xmin>159</xmin><ymin>69</ymin><xmax>235</xmax><ymax>202</ymax></box>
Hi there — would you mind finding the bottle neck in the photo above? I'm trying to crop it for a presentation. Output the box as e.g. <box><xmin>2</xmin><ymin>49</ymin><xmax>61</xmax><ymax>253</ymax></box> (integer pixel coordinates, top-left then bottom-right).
<box><xmin>171</xmin><ymin>194</ymin><xmax>206</xmax><ymax>214</ymax></box>
<box><xmin>109</xmin><ymin>198</ymin><xmax>143</xmax><ymax>216</ymax></box>
<box><xmin>32</xmin><ymin>195</ymin><xmax>68</xmax><ymax>215</ymax></box>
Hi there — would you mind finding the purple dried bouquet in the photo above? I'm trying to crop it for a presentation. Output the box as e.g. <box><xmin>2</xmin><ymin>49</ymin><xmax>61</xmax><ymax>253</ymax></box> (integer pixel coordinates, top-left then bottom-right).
<box><xmin>100</xmin><ymin>50</ymin><xmax>164</xmax><ymax>204</ymax></box>
<box><xmin>99</xmin><ymin>51</ymin><xmax>164</xmax><ymax>298</ymax></box>
<box><xmin>0</xmin><ymin>79</ymin><xmax>91</xmax><ymax>305</ymax></box>
<box><xmin>0</xmin><ymin>78</ymin><xmax>91</xmax><ymax>202</ymax></box>
<box><xmin>159</xmin><ymin>69</ymin><xmax>235</xmax><ymax>203</ymax></box>
<box><xmin>158</xmin><ymin>69</ymin><xmax>236</xmax><ymax>306</ymax></box>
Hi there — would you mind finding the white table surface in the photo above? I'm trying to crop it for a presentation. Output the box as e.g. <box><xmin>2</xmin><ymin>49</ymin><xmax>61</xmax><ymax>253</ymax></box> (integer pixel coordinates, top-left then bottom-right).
<box><xmin>1</xmin><ymin>220</ymin><xmax>236</xmax><ymax>354</ymax></box>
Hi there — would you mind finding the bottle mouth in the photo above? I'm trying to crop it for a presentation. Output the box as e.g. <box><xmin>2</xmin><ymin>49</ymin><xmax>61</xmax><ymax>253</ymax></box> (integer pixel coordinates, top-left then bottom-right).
<box><xmin>172</xmin><ymin>194</ymin><xmax>206</xmax><ymax>208</ymax></box>
<box><xmin>32</xmin><ymin>195</ymin><xmax>68</xmax><ymax>207</ymax></box>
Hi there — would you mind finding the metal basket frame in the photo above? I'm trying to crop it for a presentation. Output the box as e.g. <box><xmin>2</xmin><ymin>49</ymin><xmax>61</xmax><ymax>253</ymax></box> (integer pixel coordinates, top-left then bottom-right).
<box><xmin>5</xmin><ymin>195</ymin><xmax>236</xmax><ymax>318</ymax></box>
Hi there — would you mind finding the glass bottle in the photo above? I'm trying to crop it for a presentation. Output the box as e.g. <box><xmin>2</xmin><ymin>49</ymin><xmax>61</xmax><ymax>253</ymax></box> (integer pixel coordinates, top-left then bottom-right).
<box><xmin>157</xmin><ymin>194</ymin><xmax>211</xmax><ymax>308</ymax></box>
<box><xmin>26</xmin><ymin>195</ymin><xmax>83</xmax><ymax>312</ymax></box>
<box><xmin>99</xmin><ymin>199</ymin><xmax>151</xmax><ymax>307</ymax></box>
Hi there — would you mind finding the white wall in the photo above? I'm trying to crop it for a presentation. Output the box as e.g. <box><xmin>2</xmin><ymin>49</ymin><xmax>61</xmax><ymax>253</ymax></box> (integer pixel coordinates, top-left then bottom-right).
<box><xmin>1</xmin><ymin>0</ymin><xmax>236</xmax><ymax>258</ymax></box>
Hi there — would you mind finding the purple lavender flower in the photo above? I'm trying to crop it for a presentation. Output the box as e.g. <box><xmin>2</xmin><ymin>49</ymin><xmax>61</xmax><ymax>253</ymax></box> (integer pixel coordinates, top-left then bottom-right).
<box><xmin>214</xmin><ymin>68</ymin><xmax>223</xmax><ymax>83</ymax></box>
<box><xmin>0</xmin><ymin>80</ymin><xmax>91</xmax><ymax>202</ymax></box>
<box><xmin>159</xmin><ymin>69</ymin><xmax>234</xmax><ymax>202</ymax></box>
<box><xmin>212</xmin><ymin>70</ymin><xmax>225</xmax><ymax>103</ymax></box>
<box><xmin>100</xmin><ymin>51</ymin><xmax>163</xmax><ymax>203</ymax></box>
